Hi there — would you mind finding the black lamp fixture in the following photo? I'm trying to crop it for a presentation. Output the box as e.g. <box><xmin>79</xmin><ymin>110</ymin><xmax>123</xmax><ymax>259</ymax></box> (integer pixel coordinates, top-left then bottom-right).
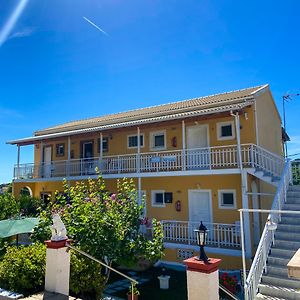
<box><xmin>194</xmin><ymin>221</ymin><xmax>210</xmax><ymax>263</ymax></box>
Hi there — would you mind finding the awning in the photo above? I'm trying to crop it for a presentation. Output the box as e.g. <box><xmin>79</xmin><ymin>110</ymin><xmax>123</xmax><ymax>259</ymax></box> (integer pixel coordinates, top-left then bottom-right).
<box><xmin>0</xmin><ymin>218</ymin><xmax>39</xmax><ymax>238</ymax></box>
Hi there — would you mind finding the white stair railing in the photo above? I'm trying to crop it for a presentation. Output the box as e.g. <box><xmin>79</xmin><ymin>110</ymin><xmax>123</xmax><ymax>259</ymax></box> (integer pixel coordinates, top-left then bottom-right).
<box><xmin>244</xmin><ymin>159</ymin><xmax>292</xmax><ymax>300</ymax></box>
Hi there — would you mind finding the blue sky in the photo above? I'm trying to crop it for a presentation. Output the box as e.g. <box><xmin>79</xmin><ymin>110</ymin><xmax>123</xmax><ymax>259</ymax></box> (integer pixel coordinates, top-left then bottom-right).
<box><xmin>0</xmin><ymin>0</ymin><xmax>300</xmax><ymax>183</ymax></box>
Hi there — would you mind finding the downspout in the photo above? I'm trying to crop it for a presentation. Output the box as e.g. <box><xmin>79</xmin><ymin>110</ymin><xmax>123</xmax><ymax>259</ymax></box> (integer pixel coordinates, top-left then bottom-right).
<box><xmin>231</xmin><ymin>111</ymin><xmax>252</xmax><ymax>259</ymax></box>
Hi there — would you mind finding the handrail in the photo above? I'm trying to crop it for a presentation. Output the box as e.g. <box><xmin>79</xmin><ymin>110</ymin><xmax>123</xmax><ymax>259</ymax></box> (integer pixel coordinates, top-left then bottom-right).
<box><xmin>244</xmin><ymin>159</ymin><xmax>292</xmax><ymax>300</ymax></box>
<box><xmin>219</xmin><ymin>284</ymin><xmax>240</xmax><ymax>300</ymax></box>
<box><xmin>66</xmin><ymin>243</ymin><xmax>138</xmax><ymax>300</ymax></box>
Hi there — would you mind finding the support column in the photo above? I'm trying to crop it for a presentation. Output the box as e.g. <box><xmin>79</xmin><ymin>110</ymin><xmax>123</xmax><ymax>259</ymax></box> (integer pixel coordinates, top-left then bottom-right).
<box><xmin>40</xmin><ymin>141</ymin><xmax>44</xmax><ymax>177</ymax></box>
<box><xmin>44</xmin><ymin>240</ymin><xmax>70</xmax><ymax>297</ymax></box>
<box><xmin>137</xmin><ymin>127</ymin><xmax>142</xmax><ymax>206</ymax></box>
<box><xmin>17</xmin><ymin>144</ymin><xmax>20</xmax><ymax>179</ymax></box>
<box><xmin>182</xmin><ymin>120</ymin><xmax>186</xmax><ymax>171</ymax></box>
<box><xmin>67</xmin><ymin>136</ymin><xmax>71</xmax><ymax>177</ymax></box>
<box><xmin>184</xmin><ymin>257</ymin><xmax>222</xmax><ymax>300</ymax></box>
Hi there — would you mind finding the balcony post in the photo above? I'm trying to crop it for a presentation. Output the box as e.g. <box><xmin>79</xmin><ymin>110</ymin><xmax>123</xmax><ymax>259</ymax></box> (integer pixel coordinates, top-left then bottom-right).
<box><xmin>182</xmin><ymin>120</ymin><xmax>186</xmax><ymax>171</ymax></box>
<box><xmin>17</xmin><ymin>144</ymin><xmax>20</xmax><ymax>179</ymax></box>
<box><xmin>40</xmin><ymin>141</ymin><xmax>44</xmax><ymax>177</ymax></box>
<box><xmin>67</xmin><ymin>136</ymin><xmax>71</xmax><ymax>177</ymax></box>
<box><xmin>137</xmin><ymin>127</ymin><xmax>141</xmax><ymax>173</ymax></box>
<box><xmin>99</xmin><ymin>133</ymin><xmax>103</xmax><ymax>173</ymax></box>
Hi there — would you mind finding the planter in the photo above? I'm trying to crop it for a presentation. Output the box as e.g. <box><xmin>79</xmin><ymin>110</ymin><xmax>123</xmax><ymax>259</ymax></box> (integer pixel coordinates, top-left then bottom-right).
<box><xmin>158</xmin><ymin>275</ymin><xmax>170</xmax><ymax>289</ymax></box>
<box><xmin>127</xmin><ymin>294</ymin><xmax>139</xmax><ymax>300</ymax></box>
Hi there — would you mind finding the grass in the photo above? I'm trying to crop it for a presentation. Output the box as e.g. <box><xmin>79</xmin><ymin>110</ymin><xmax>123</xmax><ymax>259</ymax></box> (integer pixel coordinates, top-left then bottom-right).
<box><xmin>108</xmin><ymin>267</ymin><xmax>187</xmax><ymax>300</ymax></box>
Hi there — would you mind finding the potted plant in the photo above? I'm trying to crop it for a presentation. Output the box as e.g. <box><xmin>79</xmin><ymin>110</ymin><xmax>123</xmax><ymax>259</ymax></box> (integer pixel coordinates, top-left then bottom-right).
<box><xmin>127</xmin><ymin>283</ymin><xmax>140</xmax><ymax>300</ymax></box>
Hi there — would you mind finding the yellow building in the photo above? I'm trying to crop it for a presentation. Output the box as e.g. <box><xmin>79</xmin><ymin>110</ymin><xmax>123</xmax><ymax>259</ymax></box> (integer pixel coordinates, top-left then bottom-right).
<box><xmin>8</xmin><ymin>84</ymin><xmax>285</xmax><ymax>269</ymax></box>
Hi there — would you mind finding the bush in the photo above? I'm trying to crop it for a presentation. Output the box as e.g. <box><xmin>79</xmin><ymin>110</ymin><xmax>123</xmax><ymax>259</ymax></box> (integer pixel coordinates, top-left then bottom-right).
<box><xmin>0</xmin><ymin>243</ymin><xmax>46</xmax><ymax>295</ymax></box>
<box><xmin>18</xmin><ymin>195</ymin><xmax>40</xmax><ymax>217</ymax></box>
<box><xmin>0</xmin><ymin>193</ymin><xmax>19</xmax><ymax>220</ymax></box>
<box><xmin>0</xmin><ymin>243</ymin><xmax>106</xmax><ymax>298</ymax></box>
<box><xmin>70</xmin><ymin>251</ymin><xmax>105</xmax><ymax>299</ymax></box>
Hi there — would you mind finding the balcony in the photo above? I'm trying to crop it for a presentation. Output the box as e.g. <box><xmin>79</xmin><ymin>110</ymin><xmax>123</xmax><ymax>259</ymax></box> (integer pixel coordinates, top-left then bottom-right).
<box><xmin>162</xmin><ymin>220</ymin><xmax>241</xmax><ymax>249</ymax></box>
<box><xmin>13</xmin><ymin>144</ymin><xmax>284</xmax><ymax>180</ymax></box>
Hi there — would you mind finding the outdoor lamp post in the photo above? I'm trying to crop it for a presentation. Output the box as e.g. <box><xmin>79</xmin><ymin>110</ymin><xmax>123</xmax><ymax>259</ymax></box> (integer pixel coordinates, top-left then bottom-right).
<box><xmin>194</xmin><ymin>221</ymin><xmax>209</xmax><ymax>263</ymax></box>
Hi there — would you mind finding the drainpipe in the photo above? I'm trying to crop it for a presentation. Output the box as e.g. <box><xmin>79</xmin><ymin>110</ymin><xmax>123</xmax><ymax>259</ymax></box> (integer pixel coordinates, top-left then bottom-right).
<box><xmin>231</xmin><ymin>111</ymin><xmax>252</xmax><ymax>259</ymax></box>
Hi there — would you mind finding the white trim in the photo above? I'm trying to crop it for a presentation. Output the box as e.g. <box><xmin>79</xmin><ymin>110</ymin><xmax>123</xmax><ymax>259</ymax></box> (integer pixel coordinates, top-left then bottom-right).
<box><xmin>13</xmin><ymin>168</ymin><xmax>241</xmax><ymax>183</ymax></box>
<box><xmin>127</xmin><ymin>133</ymin><xmax>144</xmax><ymax>149</ymax></box>
<box><xmin>150</xmin><ymin>130</ymin><xmax>167</xmax><ymax>151</ymax></box>
<box><xmin>218</xmin><ymin>189</ymin><xmax>237</xmax><ymax>209</ymax></box>
<box><xmin>163</xmin><ymin>243</ymin><xmax>243</xmax><ymax>257</ymax></box>
<box><xmin>151</xmin><ymin>190</ymin><xmax>165</xmax><ymax>207</ymax></box>
<box><xmin>188</xmin><ymin>189</ymin><xmax>213</xmax><ymax>223</ymax></box>
<box><xmin>217</xmin><ymin>121</ymin><xmax>235</xmax><ymax>141</ymax></box>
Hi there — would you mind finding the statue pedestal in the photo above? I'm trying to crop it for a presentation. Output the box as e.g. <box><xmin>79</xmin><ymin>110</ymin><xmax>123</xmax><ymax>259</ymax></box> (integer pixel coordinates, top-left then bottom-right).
<box><xmin>44</xmin><ymin>239</ymin><xmax>70</xmax><ymax>296</ymax></box>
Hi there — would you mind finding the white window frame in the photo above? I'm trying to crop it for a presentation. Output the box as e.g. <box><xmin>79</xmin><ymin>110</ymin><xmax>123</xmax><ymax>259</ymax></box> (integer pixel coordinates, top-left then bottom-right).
<box><xmin>151</xmin><ymin>190</ymin><xmax>165</xmax><ymax>207</ymax></box>
<box><xmin>218</xmin><ymin>189</ymin><xmax>237</xmax><ymax>209</ymax></box>
<box><xmin>127</xmin><ymin>134</ymin><xmax>144</xmax><ymax>149</ymax></box>
<box><xmin>150</xmin><ymin>130</ymin><xmax>166</xmax><ymax>150</ymax></box>
<box><xmin>217</xmin><ymin>121</ymin><xmax>235</xmax><ymax>141</ymax></box>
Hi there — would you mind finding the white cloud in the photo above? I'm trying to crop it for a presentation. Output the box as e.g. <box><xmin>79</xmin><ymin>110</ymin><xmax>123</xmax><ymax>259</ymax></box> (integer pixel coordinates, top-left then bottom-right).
<box><xmin>9</xmin><ymin>27</ymin><xmax>35</xmax><ymax>40</ymax></box>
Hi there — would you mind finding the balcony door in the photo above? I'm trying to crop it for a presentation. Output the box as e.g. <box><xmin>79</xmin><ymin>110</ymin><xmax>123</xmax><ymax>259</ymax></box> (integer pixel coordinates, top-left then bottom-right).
<box><xmin>186</xmin><ymin>124</ymin><xmax>210</xmax><ymax>169</ymax></box>
<box><xmin>81</xmin><ymin>141</ymin><xmax>94</xmax><ymax>174</ymax></box>
<box><xmin>188</xmin><ymin>190</ymin><xmax>212</xmax><ymax>244</ymax></box>
<box><xmin>43</xmin><ymin>146</ymin><xmax>52</xmax><ymax>178</ymax></box>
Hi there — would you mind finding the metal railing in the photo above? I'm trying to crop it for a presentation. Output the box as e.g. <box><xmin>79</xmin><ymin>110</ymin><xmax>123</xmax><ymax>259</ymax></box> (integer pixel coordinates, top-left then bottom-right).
<box><xmin>219</xmin><ymin>284</ymin><xmax>240</xmax><ymax>300</ymax></box>
<box><xmin>66</xmin><ymin>243</ymin><xmax>138</xmax><ymax>300</ymax></box>
<box><xmin>162</xmin><ymin>220</ymin><xmax>241</xmax><ymax>249</ymax></box>
<box><xmin>14</xmin><ymin>143</ymin><xmax>285</xmax><ymax>180</ymax></box>
<box><xmin>244</xmin><ymin>160</ymin><xmax>292</xmax><ymax>300</ymax></box>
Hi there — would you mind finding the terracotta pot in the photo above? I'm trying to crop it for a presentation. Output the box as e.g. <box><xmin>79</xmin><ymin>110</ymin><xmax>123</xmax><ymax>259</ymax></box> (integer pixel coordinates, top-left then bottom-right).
<box><xmin>127</xmin><ymin>294</ymin><xmax>139</xmax><ymax>300</ymax></box>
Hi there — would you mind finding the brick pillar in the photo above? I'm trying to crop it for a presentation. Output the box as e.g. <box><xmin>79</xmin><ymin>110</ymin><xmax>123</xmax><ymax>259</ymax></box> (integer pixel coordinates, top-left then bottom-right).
<box><xmin>184</xmin><ymin>257</ymin><xmax>222</xmax><ymax>300</ymax></box>
<box><xmin>44</xmin><ymin>239</ymin><xmax>71</xmax><ymax>296</ymax></box>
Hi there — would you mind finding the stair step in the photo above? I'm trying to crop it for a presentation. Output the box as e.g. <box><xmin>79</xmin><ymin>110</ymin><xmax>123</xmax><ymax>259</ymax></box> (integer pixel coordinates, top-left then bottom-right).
<box><xmin>267</xmin><ymin>265</ymin><xmax>288</xmax><ymax>277</ymax></box>
<box><xmin>270</xmin><ymin>248</ymin><xmax>297</xmax><ymax>258</ymax></box>
<box><xmin>280</xmin><ymin>217</ymin><xmax>300</xmax><ymax>226</ymax></box>
<box><xmin>282</xmin><ymin>203</ymin><xmax>300</xmax><ymax>211</ymax></box>
<box><xmin>262</xmin><ymin>274</ymin><xmax>300</xmax><ymax>290</ymax></box>
<box><xmin>256</xmin><ymin>292</ymin><xmax>293</xmax><ymax>300</ymax></box>
<box><xmin>275</xmin><ymin>231</ymin><xmax>300</xmax><ymax>241</ymax></box>
<box><xmin>277</xmin><ymin>224</ymin><xmax>300</xmax><ymax>233</ymax></box>
<box><xmin>287</xmin><ymin>197</ymin><xmax>300</xmax><ymax>204</ymax></box>
<box><xmin>287</xmin><ymin>191</ymin><xmax>300</xmax><ymax>197</ymax></box>
<box><xmin>258</xmin><ymin>283</ymin><xmax>300</xmax><ymax>299</ymax></box>
<box><xmin>274</xmin><ymin>239</ymin><xmax>300</xmax><ymax>250</ymax></box>
<box><xmin>268</xmin><ymin>256</ymin><xmax>290</xmax><ymax>266</ymax></box>
<box><xmin>289</xmin><ymin>186</ymin><xmax>300</xmax><ymax>192</ymax></box>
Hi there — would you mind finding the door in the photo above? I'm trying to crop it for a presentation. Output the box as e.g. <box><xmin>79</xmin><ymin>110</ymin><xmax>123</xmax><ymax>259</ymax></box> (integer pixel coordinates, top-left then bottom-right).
<box><xmin>82</xmin><ymin>141</ymin><xmax>94</xmax><ymax>174</ymax></box>
<box><xmin>186</xmin><ymin>125</ymin><xmax>210</xmax><ymax>169</ymax></box>
<box><xmin>43</xmin><ymin>146</ymin><xmax>52</xmax><ymax>177</ymax></box>
<box><xmin>188</xmin><ymin>190</ymin><xmax>212</xmax><ymax>244</ymax></box>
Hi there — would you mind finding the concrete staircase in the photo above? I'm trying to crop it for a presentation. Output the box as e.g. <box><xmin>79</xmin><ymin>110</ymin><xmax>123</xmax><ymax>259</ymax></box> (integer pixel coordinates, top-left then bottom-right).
<box><xmin>256</xmin><ymin>185</ymin><xmax>300</xmax><ymax>299</ymax></box>
<box><xmin>247</xmin><ymin>168</ymin><xmax>281</xmax><ymax>187</ymax></box>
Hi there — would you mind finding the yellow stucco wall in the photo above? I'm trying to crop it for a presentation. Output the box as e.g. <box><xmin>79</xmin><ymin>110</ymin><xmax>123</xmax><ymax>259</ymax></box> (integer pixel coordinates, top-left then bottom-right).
<box><xmin>255</xmin><ymin>89</ymin><xmax>283</xmax><ymax>155</ymax></box>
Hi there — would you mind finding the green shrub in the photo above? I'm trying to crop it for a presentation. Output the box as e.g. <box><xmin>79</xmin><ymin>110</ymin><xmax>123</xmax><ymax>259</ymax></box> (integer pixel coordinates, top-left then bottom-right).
<box><xmin>0</xmin><ymin>243</ymin><xmax>46</xmax><ymax>295</ymax></box>
<box><xmin>0</xmin><ymin>193</ymin><xmax>19</xmax><ymax>220</ymax></box>
<box><xmin>70</xmin><ymin>251</ymin><xmax>105</xmax><ymax>299</ymax></box>
<box><xmin>18</xmin><ymin>195</ymin><xmax>41</xmax><ymax>217</ymax></box>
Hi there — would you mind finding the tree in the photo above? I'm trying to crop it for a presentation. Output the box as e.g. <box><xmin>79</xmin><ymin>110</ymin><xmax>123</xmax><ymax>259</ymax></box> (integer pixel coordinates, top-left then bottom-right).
<box><xmin>32</xmin><ymin>176</ymin><xmax>164</xmax><ymax>298</ymax></box>
<box><xmin>0</xmin><ymin>192</ymin><xmax>19</xmax><ymax>221</ymax></box>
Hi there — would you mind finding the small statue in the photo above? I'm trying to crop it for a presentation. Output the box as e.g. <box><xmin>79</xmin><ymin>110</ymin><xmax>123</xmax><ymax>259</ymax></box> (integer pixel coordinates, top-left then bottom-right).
<box><xmin>51</xmin><ymin>214</ymin><xmax>68</xmax><ymax>241</ymax></box>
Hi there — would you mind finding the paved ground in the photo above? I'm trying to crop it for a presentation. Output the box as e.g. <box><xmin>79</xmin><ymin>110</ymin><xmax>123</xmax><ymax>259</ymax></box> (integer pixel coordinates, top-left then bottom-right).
<box><xmin>23</xmin><ymin>292</ymin><xmax>123</xmax><ymax>300</ymax></box>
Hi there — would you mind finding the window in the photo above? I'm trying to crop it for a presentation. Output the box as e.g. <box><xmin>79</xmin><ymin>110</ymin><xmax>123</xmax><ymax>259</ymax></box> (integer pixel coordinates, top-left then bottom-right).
<box><xmin>127</xmin><ymin>134</ymin><xmax>144</xmax><ymax>148</ymax></box>
<box><xmin>97</xmin><ymin>137</ymin><xmax>109</xmax><ymax>153</ymax></box>
<box><xmin>218</xmin><ymin>190</ymin><xmax>236</xmax><ymax>209</ymax></box>
<box><xmin>56</xmin><ymin>143</ymin><xmax>65</xmax><ymax>157</ymax></box>
<box><xmin>217</xmin><ymin>121</ymin><xmax>235</xmax><ymax>140</ymax></box>
<box><xmin>150</xmin><ymin>131</ymin><xmax>166</xmax><ymax>150</ymax></box>
<box><xmin>151</xmin><ymin>190</ymin><xmax>165</xmax><ymax>207</ymax></box>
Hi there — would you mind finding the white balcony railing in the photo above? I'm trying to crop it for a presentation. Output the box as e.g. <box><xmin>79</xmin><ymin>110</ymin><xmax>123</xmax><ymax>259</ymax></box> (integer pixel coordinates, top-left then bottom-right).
<box><xmin>162</xmin><ymin>220</ymin><xmax>241</xmax><ymax>249</ymax></box>
<box><xmin>13</xmin><ymin>144</ymin><xmax>284</xmax><ymax>180</ymax></box>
